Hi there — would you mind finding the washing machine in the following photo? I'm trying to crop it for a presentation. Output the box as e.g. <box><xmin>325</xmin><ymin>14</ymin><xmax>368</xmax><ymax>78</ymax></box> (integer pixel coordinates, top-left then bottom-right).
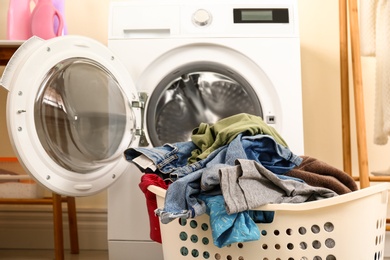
<box><xmin>0</xmin><ymin>0</ymin><xmax>303</xmax><ymax>259</ymax></box>
<box><xmin>107</xmin><ymin>1</ymin><xmax>303</xmax><ymax>257</ymax></box>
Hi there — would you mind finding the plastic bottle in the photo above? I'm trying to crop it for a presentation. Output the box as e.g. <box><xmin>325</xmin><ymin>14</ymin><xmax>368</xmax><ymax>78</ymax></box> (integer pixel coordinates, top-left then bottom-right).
<box><xmin>7</xmin><ymin>0</ymin><xmax>33</xmax><ymax>40</ymax></box>
<box><xmin>52</xmin><ymin>0</ymin><xmax>67</xmax><ymax>35</ymax></box>
<box><xmin>30</xmin><ymin>0</ymin><xmax>64</xmax><ymax>40</ymax></box>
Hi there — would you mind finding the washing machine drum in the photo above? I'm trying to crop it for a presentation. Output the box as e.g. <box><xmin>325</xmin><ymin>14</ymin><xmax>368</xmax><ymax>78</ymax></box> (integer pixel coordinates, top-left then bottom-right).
<box><xmin>1</xmin><ymin>36</ymin><xmax>263</xmax><ymax>196</ymax></box>
<box><xmin>146</xmin><ymin>64</ymin><xmax>263</xmax><ymax>146</ymax></box>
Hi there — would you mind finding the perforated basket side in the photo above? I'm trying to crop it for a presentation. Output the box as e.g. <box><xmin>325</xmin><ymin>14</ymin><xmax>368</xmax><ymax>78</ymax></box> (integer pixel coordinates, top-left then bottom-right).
<box><xmin>150</xmin><ymin>183</ymin><xmax>389</xmax><ymax>260</ymax></box>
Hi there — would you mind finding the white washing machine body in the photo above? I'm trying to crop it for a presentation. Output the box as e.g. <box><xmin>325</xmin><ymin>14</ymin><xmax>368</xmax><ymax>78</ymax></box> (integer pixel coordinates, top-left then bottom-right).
<box><xmin>107</xmin><ymin>0</ymin><xmax>303</xmax><ymax>259</ymax></box>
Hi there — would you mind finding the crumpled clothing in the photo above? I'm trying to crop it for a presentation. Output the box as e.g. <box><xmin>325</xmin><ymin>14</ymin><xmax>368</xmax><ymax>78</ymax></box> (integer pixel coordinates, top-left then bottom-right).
<box><xmin>198</xmin><ymin>194</ymin><xmax>261</xmax><ymax>248</ymax></box>
<box><xmin>154</xmin><ymin>135</ymin><xmax>301</xmax><ymax>223</ymax></box>
<box><xmin>220</xmin><ymin>159</ymin><xmax>338</xmax><ymax>214</ymax></box>
<box><xmin>200</xmin><ymin>135</ymin><xmax>304</xmax><ymax>193</ymax></box>
<box><xmin>189</xmin><ymin>113</ymin><xmax>288</xmax><ymax>163</ymax></box>
<box><xmin>285</xmin><ymin>156</ymin><xmax>358</xmax><ymax>194</ymax></box>
<box><xmin>138</xmin><ymin>174</ymin><xmax>169</xmax><ymax>243</ymax></box>
<box><xmin>124</xmin><ymin>141</ymin><xmax>199</xmax><ymax>177</ymax></box>
<box><xmin>154</xmin><ymin>167</ymin><xmax>206</xmax><ymax>224</ymax></box>
<box><xmin>198</xmin><ymin>194</ymin><xmax>275</xmax><ymax>248</ymax></box>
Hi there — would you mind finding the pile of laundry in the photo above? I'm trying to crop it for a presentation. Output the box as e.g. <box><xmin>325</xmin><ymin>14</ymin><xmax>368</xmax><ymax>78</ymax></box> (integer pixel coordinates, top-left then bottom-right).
<box><xmin>124</xmin><ymin>113</ymin><xmax>357</xmax><ymax>247</ymax></box>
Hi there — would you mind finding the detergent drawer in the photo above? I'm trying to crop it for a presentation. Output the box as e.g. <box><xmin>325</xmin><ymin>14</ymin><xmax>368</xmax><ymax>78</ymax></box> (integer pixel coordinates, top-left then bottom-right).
<box><xmin>109</xmin><ymin>2</ymin><xmax>180</xmax><ymax>39</ymax></box>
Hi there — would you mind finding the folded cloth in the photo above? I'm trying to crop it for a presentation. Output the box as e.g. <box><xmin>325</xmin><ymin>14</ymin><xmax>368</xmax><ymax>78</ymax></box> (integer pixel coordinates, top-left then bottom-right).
<box><xmin>284</xmin><ymin>156</ymin><xmax>358</xmax><ymax>195</ymax></box>
<box><xmin>0</xmin><ymin>169</ymin><xmax>18</xmax><ymax>175</ymax></box>
<box><xmin>138</xmin><ymin>174</ymin><xmax>169</xmax><ymax>243</ymax></box>
<box><xmin>0</xmin><ymin>169</ymin><xmax>20</xmax><ymax>183</ymax></box>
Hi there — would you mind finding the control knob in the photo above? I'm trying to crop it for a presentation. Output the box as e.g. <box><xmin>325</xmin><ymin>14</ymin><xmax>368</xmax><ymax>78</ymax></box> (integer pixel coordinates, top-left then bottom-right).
<box><xmin>192</xmin><ymin>9</ymin><xmax>212</xmax><ymax>26</ymax></box>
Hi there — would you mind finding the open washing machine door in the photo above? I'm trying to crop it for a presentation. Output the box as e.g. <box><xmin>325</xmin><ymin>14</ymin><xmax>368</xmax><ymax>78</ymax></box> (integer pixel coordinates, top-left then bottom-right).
<box><xmin>0</xmin><ymin>36</ymin><xmax>141</xmax><ymax>197</ymax></box>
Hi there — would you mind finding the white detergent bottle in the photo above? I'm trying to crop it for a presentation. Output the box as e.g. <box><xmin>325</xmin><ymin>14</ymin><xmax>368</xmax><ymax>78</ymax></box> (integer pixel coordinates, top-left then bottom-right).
<box><xmin>7</xmin><ymin>0</ymin><xmax>33</xmax><ymax>40</ymax></box>
<box><xmin>30</xmin><ymin>0</ymin><xmax>64</xmax><ymax>39</ymax></box>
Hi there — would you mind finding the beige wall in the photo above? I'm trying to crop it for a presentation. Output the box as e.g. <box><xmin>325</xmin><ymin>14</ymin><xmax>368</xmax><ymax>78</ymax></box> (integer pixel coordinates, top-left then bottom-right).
<box><xmin>0</xmin><ymin>0</ymin><xmax>388</xmax><ymax>210</ymax></box>
<box><xmin>298</xmin><ymin>0</ymin><xmax>390</xmax><ymax>176</ymax></box>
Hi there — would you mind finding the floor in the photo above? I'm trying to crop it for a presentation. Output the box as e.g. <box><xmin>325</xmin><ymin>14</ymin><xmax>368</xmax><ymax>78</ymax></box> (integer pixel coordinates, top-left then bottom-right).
<box><xmin>0</xmin><ymin>250</ymin><xmax>389</xmax><ymax>260</ymax></box>
<box><xmin>0</xmin><ymin>250</ymin><xmax>108</xmax><ymax>260</ymax></box>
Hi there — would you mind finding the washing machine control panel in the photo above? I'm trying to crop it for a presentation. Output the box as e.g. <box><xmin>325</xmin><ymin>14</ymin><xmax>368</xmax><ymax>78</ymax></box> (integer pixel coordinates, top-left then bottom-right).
<box><xmin>109</xmin><ymin>1</ymin><xmax>298</xmax><ymax>38</ymax></box>
<box><xmin>192</xmin><ymin>9</ymin><xmax>212</xmax><ymax>27</ymax></box>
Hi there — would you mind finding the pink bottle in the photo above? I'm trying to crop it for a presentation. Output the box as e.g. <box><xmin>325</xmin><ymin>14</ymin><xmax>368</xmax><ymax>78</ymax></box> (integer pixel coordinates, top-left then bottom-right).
<box><xmin>30</xmin><ymin>0</ymin><xmax>64</xmax><ymax>40</ymax></box>
<box><xmin>7</xmin><ymin>0</ymin><xmax>33</xmax><ymax>40</ymax></box>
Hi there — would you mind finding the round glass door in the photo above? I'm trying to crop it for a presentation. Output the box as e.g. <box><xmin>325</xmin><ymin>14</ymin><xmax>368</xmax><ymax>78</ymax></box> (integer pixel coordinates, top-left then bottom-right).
<box><xmin>3</xmin><ymin>36</ymin><xmax>138</xmax><ymax>196</ymax></box>
<box><xmin>35</xmin><ymin>58</ymin><xmax>135</xmax><ymax>173</ymax></box>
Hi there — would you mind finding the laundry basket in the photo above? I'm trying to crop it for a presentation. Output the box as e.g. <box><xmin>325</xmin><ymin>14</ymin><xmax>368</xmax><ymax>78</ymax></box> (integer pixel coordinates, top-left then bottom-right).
<box><xmin>148</xmin><ymin>183</ymin><xmax>390</xmax><ymax>260</ymax></box>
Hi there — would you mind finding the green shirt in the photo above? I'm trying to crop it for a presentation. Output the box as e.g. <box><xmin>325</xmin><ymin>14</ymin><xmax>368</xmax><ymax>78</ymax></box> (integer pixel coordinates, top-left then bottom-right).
<box><xmin>189</xmin><ymin>113</ymin><xmax>288</xmax><ymax>163</ymax></box>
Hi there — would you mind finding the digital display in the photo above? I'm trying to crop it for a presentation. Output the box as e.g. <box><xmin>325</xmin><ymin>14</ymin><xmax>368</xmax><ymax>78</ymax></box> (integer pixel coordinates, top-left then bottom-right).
<box><xmin>233</xmin><ymin>8</ymin><xmax>289</xmax><ymax>23</ymax></box>
<box><xmin>241</xmin><ymin>10</ymin><xmax>273</xmax><ymax>21</ymax></box>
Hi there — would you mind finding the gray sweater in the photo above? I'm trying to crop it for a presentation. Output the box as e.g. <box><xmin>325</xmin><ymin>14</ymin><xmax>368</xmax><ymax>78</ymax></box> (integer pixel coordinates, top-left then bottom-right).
<box><xmin>219</xmin><ymin>159</ymin><xmax>338</xmax><ymax>214</ymax></box>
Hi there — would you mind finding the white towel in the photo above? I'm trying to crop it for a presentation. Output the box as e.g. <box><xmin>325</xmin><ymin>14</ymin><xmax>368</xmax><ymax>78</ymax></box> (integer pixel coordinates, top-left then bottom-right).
<box><xmin>360</xmin><ymin>0</ymin><xmax>377</xmax><ymax>56</ymax></box>
<box><xmin>360</xmin><ymin>0</ymin><xmax>390</xmax><ymax>144</ymax></box>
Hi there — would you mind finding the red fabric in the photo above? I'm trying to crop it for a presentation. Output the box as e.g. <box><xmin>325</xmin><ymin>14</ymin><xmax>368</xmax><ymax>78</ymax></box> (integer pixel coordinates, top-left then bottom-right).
<box><xmin>138</xmin><ymin>174</ymin><xmax>168</xmax><ymax>243</ymax></box>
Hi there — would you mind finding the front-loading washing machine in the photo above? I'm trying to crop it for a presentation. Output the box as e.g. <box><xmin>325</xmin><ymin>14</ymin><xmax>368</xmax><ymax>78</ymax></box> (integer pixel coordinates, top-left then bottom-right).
<box><xmin>0</xmin><ymin>0</ymin><xmax>303</xmax><ymax>259</ymax></box>
<box><xmin>107</xmin><ymin>1</ymin><xmax>303</xmax><ymax>256</ymax></box>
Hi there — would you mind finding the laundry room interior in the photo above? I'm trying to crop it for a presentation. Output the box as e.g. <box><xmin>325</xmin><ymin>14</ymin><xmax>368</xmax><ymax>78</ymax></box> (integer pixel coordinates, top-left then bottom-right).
<box><xmin>1</xmin><ymin>0</ymin><xmax>390</xmax><ymax>259</ymax></box>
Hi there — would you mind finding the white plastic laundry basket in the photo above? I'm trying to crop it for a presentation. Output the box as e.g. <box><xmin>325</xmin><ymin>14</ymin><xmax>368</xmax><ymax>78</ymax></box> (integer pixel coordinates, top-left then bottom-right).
<box><xmin>148</xmin><ymin>183</ymin><xmax>390</xmax><ymax>260</ymax></box>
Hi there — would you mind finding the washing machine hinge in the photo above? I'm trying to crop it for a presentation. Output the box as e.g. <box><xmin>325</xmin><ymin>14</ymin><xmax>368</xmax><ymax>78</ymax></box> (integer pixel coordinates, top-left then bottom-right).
<box><xmin>131</xmin><ymin>101</ymin><xmax>144</xmax><ymax>109</ymax></box>
<box><xmin>132</xmin><ymin>92</ymin><xmax>149</xmax><ymax>147</ymax></box>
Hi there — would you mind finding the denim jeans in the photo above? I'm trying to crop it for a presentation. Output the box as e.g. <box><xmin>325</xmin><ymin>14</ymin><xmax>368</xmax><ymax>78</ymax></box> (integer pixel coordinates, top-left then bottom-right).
<box><xmin>124</xmin><ymin>134</ymin><xmax>302</xmax><ymax>223</ymax></box>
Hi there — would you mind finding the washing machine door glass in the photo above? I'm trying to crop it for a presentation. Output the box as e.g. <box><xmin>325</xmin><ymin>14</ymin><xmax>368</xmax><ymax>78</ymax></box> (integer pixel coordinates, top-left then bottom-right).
<box><xmin>147</xmin><ymin>63</ymin><xmax>263</xmax><ymax>146</ymax></box>
<box><xmin>1</xmin><ymin>36</ymin><xmax>138</xmax><ymax>196</ymax></box>
<box><xmin>35</xmin><ymin>58</ymin><xmax>130</xmax><ymax>173</ymax></box>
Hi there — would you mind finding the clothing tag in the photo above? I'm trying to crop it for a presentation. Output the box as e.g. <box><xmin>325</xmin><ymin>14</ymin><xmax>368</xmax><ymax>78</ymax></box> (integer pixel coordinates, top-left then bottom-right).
<box><xmin>132</xmin><ymin>155</ymin><xmax>157</xmax><ymax>172</ymax></box>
